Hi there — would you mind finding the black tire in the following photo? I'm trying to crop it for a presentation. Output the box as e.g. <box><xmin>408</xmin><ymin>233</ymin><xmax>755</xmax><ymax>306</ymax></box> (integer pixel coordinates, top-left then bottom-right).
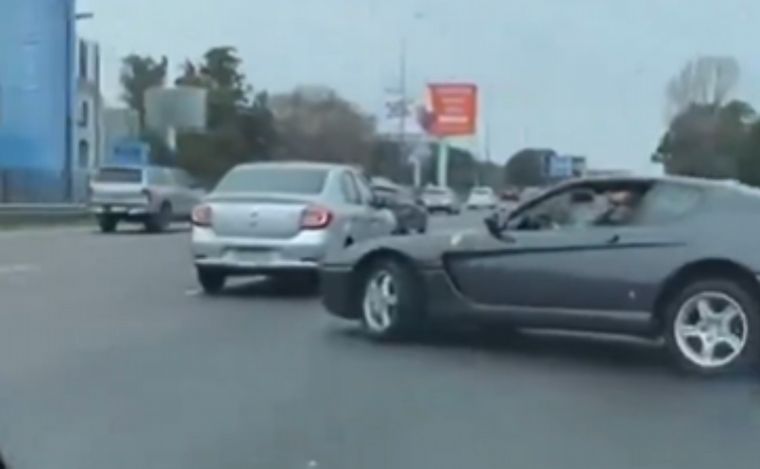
<box><xmin>146</xmin><ymin>202</ymin><xmax>172</xmax><ymax>233</ymax></box>
<box><xmin>97</xmin><ymin>215</ymin><xmax>118</xmax><ymax>233</ymax></box>
<box><xmin>358</xmin><ymin>258</ymin><xmax>424</xmax><ymax>341</ymax></box>
<box><xmin>663</xmin><ymin>278</ymin><xmax>760</xmax><ymax>376</ymax></box>
<box><xmin>197</xmin><ymin>268</ymin><xmax>226</xmax><ymax>295</ymax></box>
<box><xmin>418</xmin><ymin>225</ymin><xmax>427</xmax><ymax>234</ymax></box>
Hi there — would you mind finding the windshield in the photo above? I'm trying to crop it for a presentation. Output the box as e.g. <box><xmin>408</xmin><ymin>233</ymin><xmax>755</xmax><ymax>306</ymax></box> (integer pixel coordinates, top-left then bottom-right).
<box><xmin>424</xmin><ymin>188</ymin><xmax>447</xmax><ymax>195</ymax></box>
<box><xmin>472</xmin><ymin>188</ymin><xmax>492</xmax><ymax>195</ymax></box>
<box><xmin>93</xmin><ymin>167</ymin><xmax>143</xmax><ymax>184</ymax></box>
<box><xmin>214</xmin><ymin>166</ymin><xmax>328</xmax><ymax>194</ymax></box>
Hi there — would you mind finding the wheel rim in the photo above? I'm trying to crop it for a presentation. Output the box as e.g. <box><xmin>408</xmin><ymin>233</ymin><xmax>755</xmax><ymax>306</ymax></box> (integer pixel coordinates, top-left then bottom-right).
<box><xmin>674</xmin><ymin>291</ymin><xmax>749</xmax><ymax>369</ymax></box>
<box><xmin>362</xmin><ymin>270</ymin><xmax>399</xmax><ymax>333</ymax></box>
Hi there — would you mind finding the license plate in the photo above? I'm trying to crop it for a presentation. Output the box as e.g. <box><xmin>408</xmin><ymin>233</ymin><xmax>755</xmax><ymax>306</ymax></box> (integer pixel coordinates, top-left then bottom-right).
<box><xmin>232</xmin><ymin>250</ymin><xmax>273</xmax><ymax>264</ymax></box>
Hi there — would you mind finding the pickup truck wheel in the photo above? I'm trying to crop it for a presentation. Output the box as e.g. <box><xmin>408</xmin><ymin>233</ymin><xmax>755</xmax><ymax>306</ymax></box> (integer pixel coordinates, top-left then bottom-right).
<box><xmin>197</xmin><ymin>268</ymin><xmax>226</xmax><ymax>294</ymax></box>
<box><xmin>97</xmin><ymin>215</ymin><xmax>118</xmax><ymax>233</ymax></box>
<box><xmin>146</xmin><ymin>203</ymin><xmax>172</xmax><ymax>233</ymax></box>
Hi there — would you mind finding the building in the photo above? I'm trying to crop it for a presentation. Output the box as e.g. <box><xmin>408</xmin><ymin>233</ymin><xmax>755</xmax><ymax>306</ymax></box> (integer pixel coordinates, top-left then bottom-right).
<box><xmin>0</xmin><ymin>0</ymin><xmax>77</xmax><ymax>203</ymax></box>
<box><xmin>74</xmin><ymin>37</ymin><xmax>103</xmax><ymax>171</ymax></box>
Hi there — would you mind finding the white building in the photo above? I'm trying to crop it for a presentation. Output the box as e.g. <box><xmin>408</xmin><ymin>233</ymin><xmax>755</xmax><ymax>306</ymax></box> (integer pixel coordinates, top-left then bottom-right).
<box><xmin>74</xmin><ymin>38</ymin><xmax>103</xmax><ymax>170</ymax></box>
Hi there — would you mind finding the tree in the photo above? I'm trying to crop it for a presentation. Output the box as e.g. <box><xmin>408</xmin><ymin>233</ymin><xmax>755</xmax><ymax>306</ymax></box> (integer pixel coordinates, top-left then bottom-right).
<box><xmin>665</xmin><ymin>56</ymin><xmax>740</xmax><ymax>122</ymax></box>
<box><xmin>504</xmin><ymin>149</ymin><xmax>551</xmax><ymax>187</ymax></box>
<box><xmin>654</xmin><ymin>100</ymin><xmax>755</xmax><ymax>180</ymax></box>
<box><xmin>270</xmin><ymin>86</ymin><xmax>375</xmax><ymax>166</ymax></box>
<box><xmin>172</xmin><ymin>47</ymin><xmax>277</xmax><ymax>182</ymax></box>
<box><xmin>120</xmin><ymin>55</ymin><xmax>168</xmax><ymax>129</ymax></box>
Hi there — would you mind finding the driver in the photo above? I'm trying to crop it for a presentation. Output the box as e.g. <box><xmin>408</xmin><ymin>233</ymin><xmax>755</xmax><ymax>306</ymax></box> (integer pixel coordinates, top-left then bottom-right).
<box><xmin>597</xmin><ymin>189</ymin><xmax>640</xmax><ymax>225</ymax></box>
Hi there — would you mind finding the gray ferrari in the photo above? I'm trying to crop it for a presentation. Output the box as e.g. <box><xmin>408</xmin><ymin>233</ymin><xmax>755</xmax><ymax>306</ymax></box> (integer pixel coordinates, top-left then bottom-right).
<box><xmin>320</xmin><ymin>175</ymin><xmax>760</xmax><ymax>376</ymax></box>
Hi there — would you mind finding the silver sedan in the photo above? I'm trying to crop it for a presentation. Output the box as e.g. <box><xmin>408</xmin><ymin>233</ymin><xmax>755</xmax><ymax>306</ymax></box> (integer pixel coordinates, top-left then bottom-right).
<box><xmin>191</xmin><ymin>161</ymin><xmax>396</xmax><ymax>293</ymax></box>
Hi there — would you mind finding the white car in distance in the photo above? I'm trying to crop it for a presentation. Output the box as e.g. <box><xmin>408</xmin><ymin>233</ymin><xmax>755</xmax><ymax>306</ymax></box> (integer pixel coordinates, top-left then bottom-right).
<box><xmin>466</xmin><ymin>186</ymin><xmax>497</xmax><ymax>210</ymax></box>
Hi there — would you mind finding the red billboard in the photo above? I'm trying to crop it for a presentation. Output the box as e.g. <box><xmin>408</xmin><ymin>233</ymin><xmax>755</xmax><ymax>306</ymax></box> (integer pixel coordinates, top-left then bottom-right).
<box><xmin>427</xmin><ymin>83</ymin><xmax>478</xmax><ymax>137</ymax></box>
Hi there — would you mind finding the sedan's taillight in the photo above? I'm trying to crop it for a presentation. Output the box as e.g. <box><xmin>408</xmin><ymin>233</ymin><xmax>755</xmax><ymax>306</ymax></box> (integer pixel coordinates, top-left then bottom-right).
<box><xmin>300</xmin><ymin>205</ymin><xmax>333</xmax><ymax>229</ymax></box>
<box><xmin>192</xmin><ymin>204</ymin><xmax>213</xmax><ymax>227</ymax></box>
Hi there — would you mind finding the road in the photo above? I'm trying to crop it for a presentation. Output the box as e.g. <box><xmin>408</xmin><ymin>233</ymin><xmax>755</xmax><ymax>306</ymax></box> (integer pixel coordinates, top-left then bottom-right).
<box><xmin>1</xmin><ymin>211</ymin><xmax>759</xmax><ymax>469</ymax></box>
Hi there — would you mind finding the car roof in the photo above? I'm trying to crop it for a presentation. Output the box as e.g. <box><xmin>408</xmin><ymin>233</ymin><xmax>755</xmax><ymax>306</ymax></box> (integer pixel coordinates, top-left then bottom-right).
<box><xmin>235</xmin><ymin>160</ymin><xmax>355</xmax><ymax>172</ymax></box>
<box><xmin>560</xmin><ymin>174</ymin><xmax>745</xmax><ymax>191</ymax></box>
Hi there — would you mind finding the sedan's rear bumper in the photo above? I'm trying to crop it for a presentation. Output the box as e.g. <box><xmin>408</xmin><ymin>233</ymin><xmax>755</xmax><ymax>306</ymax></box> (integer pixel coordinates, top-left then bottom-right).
<box><xmin>91</xmin><ymin>203</ymin><xmax>152</xmax><ymax>217</ymax></box>
<box><xmin>192</xmin><ymin>226</ymin><xmax>328</xmax><ymax>274</ymax></box>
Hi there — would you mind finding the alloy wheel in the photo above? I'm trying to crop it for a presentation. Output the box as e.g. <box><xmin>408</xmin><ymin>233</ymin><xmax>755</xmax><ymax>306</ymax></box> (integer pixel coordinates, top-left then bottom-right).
<box><xmin>674</xmin><ymin>291</ymin><xmax>749</xmax><ymax>369</ymax></box>
<box><xmin>362</xmin><ymin>270</ymin><xmax>399</xmax><ymax>333</ymax></box>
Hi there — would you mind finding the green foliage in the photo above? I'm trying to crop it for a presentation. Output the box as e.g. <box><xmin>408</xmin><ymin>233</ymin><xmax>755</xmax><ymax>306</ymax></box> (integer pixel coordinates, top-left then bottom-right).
<box><xmin>654</xmin><ymin>101</ymin><xmax>757</xmax><ymax>182</ymax></box>
<box><xmin>119</xmin><ymin>55</ymin><xmax>168</xmax><ymax>129</ymax></box>
<box><xmin>504</xmin><ymin>148</ymin><xmax>551</xmax><ymax>187</ymax></box>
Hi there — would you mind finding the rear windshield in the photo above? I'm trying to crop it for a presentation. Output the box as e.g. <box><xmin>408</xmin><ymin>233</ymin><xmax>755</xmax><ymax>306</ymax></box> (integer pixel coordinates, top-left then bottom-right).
<box><xmin>215</xmin><ymin>166</ymin><xmax>328</xmax><ymax>194</ymax></box>
<box><xmin>94</xmin><ymin>168</ymin><xmax>143</xmax><ymax>184</ymax></box>
<box><xmin>472</xmin><ymin>188</ymin><xmax>491</xmax><ymax>194</ymax></box>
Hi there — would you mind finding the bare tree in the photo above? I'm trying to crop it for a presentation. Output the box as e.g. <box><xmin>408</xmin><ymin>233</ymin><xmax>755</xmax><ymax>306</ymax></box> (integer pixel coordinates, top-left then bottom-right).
<box><xmin>665</xmin><ymin>56</ymin><xmax>740</xmax><ymax>121</ymax></box>
<box><xmin>270</xmin><ymin>87</ymin><xmax>375</xmax><ymax>167</ymax></box>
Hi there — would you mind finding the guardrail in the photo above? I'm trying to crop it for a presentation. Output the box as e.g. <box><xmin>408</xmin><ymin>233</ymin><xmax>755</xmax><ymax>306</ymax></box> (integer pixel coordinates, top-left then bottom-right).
<box><xmin>0</xmin><ymin>203</ymin><xmax>91</xmax><ymax>226</ymax></box>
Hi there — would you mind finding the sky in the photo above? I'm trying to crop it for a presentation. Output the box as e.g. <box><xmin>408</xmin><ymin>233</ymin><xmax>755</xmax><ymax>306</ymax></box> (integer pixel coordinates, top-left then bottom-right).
<box><xmin>77</xmin><ymin>0</ymin><xmax>760</xmax><ymax>173</ymax></box>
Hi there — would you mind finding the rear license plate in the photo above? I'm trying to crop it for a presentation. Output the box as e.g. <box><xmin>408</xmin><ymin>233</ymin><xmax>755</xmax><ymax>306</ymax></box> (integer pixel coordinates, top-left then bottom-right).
<box><xmin>232</xmin><ymin>250</ymin><xmax>274</xmax><ymax>264</ymax></box>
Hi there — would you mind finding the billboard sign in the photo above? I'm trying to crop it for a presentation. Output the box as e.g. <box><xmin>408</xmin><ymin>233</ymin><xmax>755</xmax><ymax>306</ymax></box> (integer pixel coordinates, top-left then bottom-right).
<box><xmin>427</xmin><ymin>83</ymin><xmax>478</xmax><ymax>137</ymax></box>
<box><xmin>546</xmin><ymin>154</ymin><xmax>574</xmax><ymax>179</ymax></box>
<box><xmin>108</xmin><ymin>139</ymin><xmax>150</xmax><ymax>167</ymax></box>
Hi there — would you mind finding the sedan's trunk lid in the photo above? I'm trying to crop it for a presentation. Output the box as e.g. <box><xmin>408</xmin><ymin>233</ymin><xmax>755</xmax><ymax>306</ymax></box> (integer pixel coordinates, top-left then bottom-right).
<box><xmin>207</xmin><ymin>192</ymin><xmax>317</xmax><ymax>239</ymax></box>
<box><xmin>90</xmin><ymin>167</ymin><xmax>147</xmax><ymax>204</ymax></box>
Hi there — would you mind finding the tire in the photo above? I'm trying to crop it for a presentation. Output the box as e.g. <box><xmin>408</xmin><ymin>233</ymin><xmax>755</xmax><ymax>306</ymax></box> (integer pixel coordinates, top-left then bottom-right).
<box><xmin>146</xmin><ymin>202</ymin><xmax>172</xmax><ymax>233</ymax></box>
<box><xmin>359</xmin><ymin>258</ymin><xmax>424</xmax><ymax>340</ymax></box>
<box><xmin>663</xmin><ymin>278</ymin><xmax>760</xmax><ymax>376</ymax></box>
<box><xmin>97</xmin><ymin>215</ymin><xmax>118</xmax><ymax>233</ymax></box>
<box><xmin>197</xmin><ymin>268</ymin><xmax>226</xmax><ymax>295</ymax></box>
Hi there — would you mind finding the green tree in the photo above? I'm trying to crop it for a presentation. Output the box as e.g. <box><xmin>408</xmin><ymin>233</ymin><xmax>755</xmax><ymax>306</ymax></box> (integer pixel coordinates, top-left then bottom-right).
<box><xmin>172</xmin><ymin>47</ymin><xmax>277</xmax><ymax>182</ymax></box>
<box><xmin>504</xmin><ymin>148</ymin><xmax>551</xmax><ymax>187</ymax></box>
<box><xmin>119</xmin><ymin>55</ymin><xmax>168</xmax><ymax>129</ymax></box>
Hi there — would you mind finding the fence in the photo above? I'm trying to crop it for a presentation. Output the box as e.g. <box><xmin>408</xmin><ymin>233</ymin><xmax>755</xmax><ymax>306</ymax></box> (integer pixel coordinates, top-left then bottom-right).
<box><xmin>0</xmin><ymin>169</ymin><xmax>90</xmax><ymax>204</ymax></box>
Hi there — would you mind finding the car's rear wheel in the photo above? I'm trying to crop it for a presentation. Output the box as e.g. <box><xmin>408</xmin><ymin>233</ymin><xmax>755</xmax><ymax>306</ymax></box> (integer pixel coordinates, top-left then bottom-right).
<box><xmin>97</xmin><ymin>215</ymin><xmax>118</xmax><ymax>233</ymax></box>
<box><xmin>664</xmin><ymin>278</ymin><xmax>760</xmax><ymax>375</ymax></box>
<box><xmin>146</xmin><ymin>203</ymin><xmax>172</xmax><ymax>233</ymax></box>
<box><xmin>197</xmin><ymin>268</ymin><xmax>226</xmax><ymax>295</ymax></box>
<box><xmin>359</xmin><ymin>259</ymin><xmax>423</xmax><ymax>340</ymax></box>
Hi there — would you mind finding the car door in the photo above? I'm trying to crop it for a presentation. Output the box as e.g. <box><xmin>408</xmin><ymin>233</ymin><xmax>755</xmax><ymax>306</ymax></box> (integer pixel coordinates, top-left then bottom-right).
<box><xmin>351</xmin><ymin>171</ymin><xmax>392</xmax><ymax>238</ymax></box>
<box><xmin>447</xmin><ymin>181</ymin><xmax>690</xmax><ymax>315</ymax></box>
<box><xmin>338</xmin><ymin>171</ymin><xmax>372</xmax><ymax>242</ymax></box>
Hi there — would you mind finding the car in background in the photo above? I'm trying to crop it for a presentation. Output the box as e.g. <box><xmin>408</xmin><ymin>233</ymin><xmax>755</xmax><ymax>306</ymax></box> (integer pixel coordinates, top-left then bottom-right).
<box><xmin>421</xmin><ymin>186</ymin><xmax>460</xmax><ymax>214</ymax></box>
<box><xmin>321</xmin><ymin>175</ymin><xmax>760</xmax><ymax>376</ymax></box>
<box><xmin>466</xmin><ymin>186</ymin><xmax>498</xmax><ymax>210</ymax></box>
<box><xmin>90</xmin><ymin>165</ymin><xmax>204</xmax><ymax>233</ymax></box>
<box><xmin>191</xmin><ymin>161</ymin><xmax>396</xmax><ymax>294</ymax></box>
<box><xmin>499</xmin><ymin>189</ymin><xmax>520</xmax><ymax>202</ymax></box>
<box><xmin>371</xmin><ymin>180</ymin><xmax>428</xmax><ymax>234</ymax></box>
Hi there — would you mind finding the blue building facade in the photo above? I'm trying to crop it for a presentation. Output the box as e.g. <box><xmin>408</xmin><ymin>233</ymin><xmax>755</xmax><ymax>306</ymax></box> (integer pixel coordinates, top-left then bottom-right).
<box><xmin>0</xmin><ymin>0</ymin><xmax>76</xmax><ymax>202</ymax></box>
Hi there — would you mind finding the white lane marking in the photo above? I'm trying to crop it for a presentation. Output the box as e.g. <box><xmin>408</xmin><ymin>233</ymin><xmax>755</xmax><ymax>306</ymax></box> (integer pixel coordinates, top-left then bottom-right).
<box><xmin>0</xmin><ymin>264</ymin><xmax>40</xmax><ymax>275</ymax></box>
<box><xmin>185</xmin><ymin>288</ymin><xmax>202</xmax><ymax>297</ymax></box>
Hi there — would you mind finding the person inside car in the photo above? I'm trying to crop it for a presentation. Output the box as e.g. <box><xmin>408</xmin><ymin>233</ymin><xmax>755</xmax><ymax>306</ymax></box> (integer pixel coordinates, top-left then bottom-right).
<box><xmin>596</xmin><ymin>189</ymin><xmax>642</xmax><ymax>225</ymax></box>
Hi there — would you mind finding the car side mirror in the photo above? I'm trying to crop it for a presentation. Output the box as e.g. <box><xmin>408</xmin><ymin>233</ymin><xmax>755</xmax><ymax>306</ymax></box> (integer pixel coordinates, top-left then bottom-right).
<box><xmin>370</xmin><ymin>196</ymin><xmax>387</xmax><ymax>209</ymax></box>
<box><xmin>484</xmin><ymin>213</ymin><xmax>502</xmax><ymax>237</ymax></box>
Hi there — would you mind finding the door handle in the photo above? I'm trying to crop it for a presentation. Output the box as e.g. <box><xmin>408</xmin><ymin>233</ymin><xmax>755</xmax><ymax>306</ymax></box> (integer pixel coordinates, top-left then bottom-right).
<box><xmin>607</xmin><ymin>234</ymin><xmax>620</xmax><ymax>244</ymax></box>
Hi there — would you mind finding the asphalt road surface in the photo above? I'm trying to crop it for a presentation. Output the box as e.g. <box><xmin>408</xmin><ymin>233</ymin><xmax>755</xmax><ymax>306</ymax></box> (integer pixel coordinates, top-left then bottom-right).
<box><xmin>1</xmin><ymin>211</ymin><xmax>760</xmax><ymax>469</ymax></box>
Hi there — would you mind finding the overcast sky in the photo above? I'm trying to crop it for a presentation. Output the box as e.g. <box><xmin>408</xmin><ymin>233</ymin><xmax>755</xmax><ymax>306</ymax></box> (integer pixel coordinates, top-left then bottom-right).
<box><xmin>78</xmin><ymin>0</ymin><xmax>760</xmax><ymax>173</ymax></box>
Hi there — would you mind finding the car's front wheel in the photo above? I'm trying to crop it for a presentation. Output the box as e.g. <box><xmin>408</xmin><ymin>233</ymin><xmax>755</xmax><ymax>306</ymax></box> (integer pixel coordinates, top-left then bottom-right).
<box><xmin>197</xmin><ymin>268</ymin><xmax>226</xmax><ymax>295</ymax></box>
<box><xmin>664</xmin><ymin>278</ymin><xmax>760</xmax><ymax>375</ymax></box>
<box><xmin>359</xmin><ymin>259</ymin><xmax>423</xmax><ymax>340</ymax></box>
<box><xmin>97</xmin><ymin>215</ymin><xmax>118</xmax><ymax>233</ymax></box>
